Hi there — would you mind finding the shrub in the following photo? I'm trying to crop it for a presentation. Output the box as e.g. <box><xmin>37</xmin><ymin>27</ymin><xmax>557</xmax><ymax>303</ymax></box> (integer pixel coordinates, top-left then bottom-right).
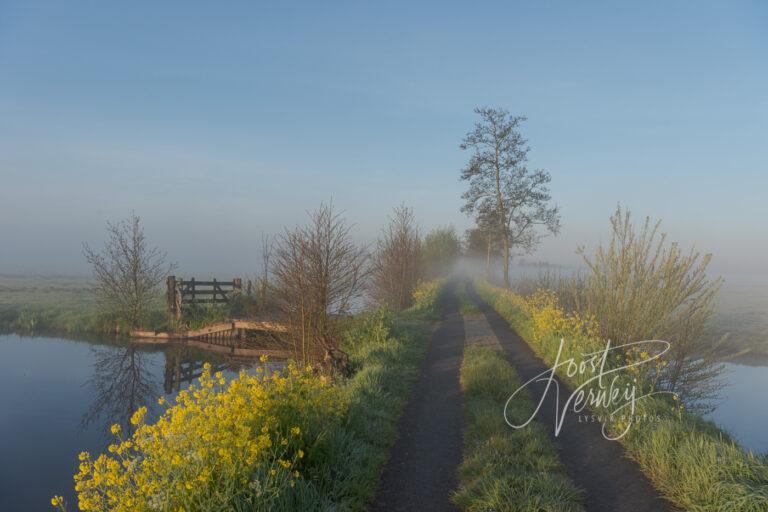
<box><xmin>575</xmin><ymin>206</ymin><xmax>723</xmax><ymax>409</ymax></box>
<box><xmin>409</xmin><ymin>279</ymin><xmax>445</xmax><ymax>318</ymax></box>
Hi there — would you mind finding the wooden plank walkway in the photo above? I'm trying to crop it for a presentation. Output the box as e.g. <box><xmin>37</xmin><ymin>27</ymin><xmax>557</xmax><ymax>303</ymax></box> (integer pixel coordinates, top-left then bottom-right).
<box><xmin>130</xmin><ymin>320</ymin><xmax>287</xmax><ymax>340</ymax></box>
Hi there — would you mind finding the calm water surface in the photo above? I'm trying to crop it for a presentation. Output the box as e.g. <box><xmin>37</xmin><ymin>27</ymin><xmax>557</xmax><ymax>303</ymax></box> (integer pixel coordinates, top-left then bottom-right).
<box><xmin>0</xmin><ymin>334</ymin><xmax>280</xmax><ymax>511</ymax></box>
<box><xmin>706</xmin><ymin>362</ymin><xmax>768</xmax><ymax>454</ymax></box>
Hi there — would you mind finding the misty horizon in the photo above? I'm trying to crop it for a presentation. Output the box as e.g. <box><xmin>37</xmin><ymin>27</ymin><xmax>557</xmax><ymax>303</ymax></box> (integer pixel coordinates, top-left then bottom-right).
<box><xmin>2</xmin><ymin>2</ymin><xmax>767</xmax><ymax>276</ymax></box>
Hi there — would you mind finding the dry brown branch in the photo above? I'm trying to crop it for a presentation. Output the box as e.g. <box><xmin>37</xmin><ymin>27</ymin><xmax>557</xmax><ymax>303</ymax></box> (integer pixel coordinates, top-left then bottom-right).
<box><xmin>271</xmin><ymin>203</ymin><xmax>369</xmax><ymax>362</ymax></box>
<box><xmin>83</xmin><ymin>212</ymin><xmax>176</xmax><ymax>328</ymax></box>
<box><xmin>370</xmin><ymin>205</ymin><xmax>421</xmax><ymax>310</ymax></box>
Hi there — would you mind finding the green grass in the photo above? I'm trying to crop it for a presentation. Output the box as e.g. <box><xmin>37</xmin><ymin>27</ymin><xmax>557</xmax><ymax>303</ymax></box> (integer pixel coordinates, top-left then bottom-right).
<box><xmin>222</xmin><ymin>309</ymin><xmax>435</xmax><ymax>511</ymax></box>
<box><xmin>476</xmin><ymin>281</ymin><xmax>768</xmax><ymax>512</ymax></box>
<box><xmin>456</xmin><ymin>281</ymin><xmax>482</xmax><ymax>316</ymax></box>
<box><xmin>258</xmin><ymin>280</ymin><xmax>446</xmax><ymax>510</ymax></box>
<box><xmin>0</xmin><ymin>275</ymin><xmax>257</xmax><ymax>335</ymax></box>
<box><xmin>0</xmin><ymin>275</ymin><xmax>130</xmax><ymax>334</ymax></box>
<box><xmin>453</xmin><ymin>345</ymin><xmax>584</xmax><ymax>512</ymax></box>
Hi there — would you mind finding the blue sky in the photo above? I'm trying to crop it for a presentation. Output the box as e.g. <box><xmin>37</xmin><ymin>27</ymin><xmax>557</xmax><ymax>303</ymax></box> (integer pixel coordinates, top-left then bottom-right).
<box><xmin>1</xmin><ymin>1</ymin><xmax>766</xmax><ymax>275</ymax></box>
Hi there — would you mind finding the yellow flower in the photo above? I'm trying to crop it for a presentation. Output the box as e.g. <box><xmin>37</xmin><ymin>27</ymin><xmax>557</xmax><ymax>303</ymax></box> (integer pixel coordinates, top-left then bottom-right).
<box><xmin>50</xmin><ymin>495</ymin><xmax>63</xmax><ymax>506</ymax></box>
<box><xmin>110</xmin><ymin>424</ymin><xmax>121</xmax><ymax>435</ymax></box>
<box><xmin>130</xmin><ymin>406</ymin><xmax>148</xmax><ymax>426</ymax></box>
<box><xmin>259</xmin><ymin>354</ymin><xmax>269</xmax><ymax>363</ymax></box>
<box><xmin>61</xmin><ymin>351</ymin><xmax>345</xmax><ymax>511</ymax></box>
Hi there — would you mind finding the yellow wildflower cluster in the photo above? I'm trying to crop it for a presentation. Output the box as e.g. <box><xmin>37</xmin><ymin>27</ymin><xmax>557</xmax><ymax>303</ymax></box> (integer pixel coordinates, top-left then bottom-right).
<box><xmin>55</xmin><ymin>361</ymin><xmax>346</xmax><ymax>512</ymax></box>
<box><xmin>625</xmin><ymin>344</ymin><xmax>669</xmax><ymax>395</ymax></box>
<box><xmin>523</xmin><ymin>289</ymin><xmax>600</xmax><ymax>343</ymax></box>
<box><xmin>411</xmin><ymin>279</ymin><xmax>444</xmax><ymax>312</ymax></box>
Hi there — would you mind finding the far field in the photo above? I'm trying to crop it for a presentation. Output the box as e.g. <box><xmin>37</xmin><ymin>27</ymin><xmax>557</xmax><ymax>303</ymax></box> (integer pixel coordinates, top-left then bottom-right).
<box><xmin>2</xmin><ymin>272</ymin><xmax>767</xmax><ymax>361</ymax></box>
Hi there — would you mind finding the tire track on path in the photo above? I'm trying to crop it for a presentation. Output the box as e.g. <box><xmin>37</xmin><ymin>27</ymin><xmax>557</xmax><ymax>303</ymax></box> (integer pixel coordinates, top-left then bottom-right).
<box><xmin>368</xmin><ymin>283</ymin><xmax>465</xmax><ymax>512</ymax></box>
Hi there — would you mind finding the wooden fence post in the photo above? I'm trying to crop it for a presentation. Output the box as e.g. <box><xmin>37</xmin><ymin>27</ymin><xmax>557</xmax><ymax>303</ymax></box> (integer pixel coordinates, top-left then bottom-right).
<box><xmin>166</xmin><ymin>275</ymin><xmax>180</xmax><ymax>323</ymax></box>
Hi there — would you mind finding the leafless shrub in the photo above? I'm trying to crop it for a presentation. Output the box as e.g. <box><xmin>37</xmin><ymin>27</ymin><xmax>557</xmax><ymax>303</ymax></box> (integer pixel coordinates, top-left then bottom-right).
<box><xmin>257</xmin><ymin>233</ymin><xmax>275</xmax><ymax>312</ymax></box>
<box><xmin>370</xmin><ymin>205</ymin><xmax>421</xmax><ymax>310</ymax></box>
<box><xmin>576</xmin><ymin>206</ymin><xmax>723</xmax><ymax>410</ymax></box>
<box><xmin>83</xmin><ymin>213</ymin><xmax>176</xmax><ymax>329</ymax></box>
<box><xmin>272</xmin><ymin>203</ymin><xmax>369</xmax><ymax>361</ymax></box>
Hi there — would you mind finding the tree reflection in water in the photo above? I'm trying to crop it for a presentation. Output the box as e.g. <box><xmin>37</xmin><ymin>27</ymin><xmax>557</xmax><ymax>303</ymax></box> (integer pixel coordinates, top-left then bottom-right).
<box><xmin>80</xmin><ymin>343</ymin><xmax>160</xmax><ymax>437</ymax></box>
<box><xmin>80</xmin><ymin>343</ymin><xmax>261</xmax><ymax>437</ymax></box>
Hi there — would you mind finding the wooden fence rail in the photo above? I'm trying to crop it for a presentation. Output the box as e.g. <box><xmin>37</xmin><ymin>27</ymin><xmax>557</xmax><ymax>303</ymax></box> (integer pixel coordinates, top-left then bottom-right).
<box><xmin>166</xmin><ymin>276</ymin><xmax>242</xmax><ymax>320</ymax></box>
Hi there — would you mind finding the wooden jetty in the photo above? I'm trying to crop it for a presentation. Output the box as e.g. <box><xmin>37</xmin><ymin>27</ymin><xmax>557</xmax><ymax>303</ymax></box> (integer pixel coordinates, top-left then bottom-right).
<box><xmin>131</xmin><ymin>320</ymin><xmax>291</xmax><ymax>357</ymax></box>
<box><xmin>131</xmin><ymin>320</ymin><xmax>287</xmax><ymax>341</ymax></box>
<box><xmin>131</xmin><ymin>275</ymin><xmax>296</xmax><ymax>358</ymax></box>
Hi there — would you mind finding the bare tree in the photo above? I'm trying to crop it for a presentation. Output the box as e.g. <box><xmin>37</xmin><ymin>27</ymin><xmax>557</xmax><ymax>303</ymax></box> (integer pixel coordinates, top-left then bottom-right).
<box><xmin>460</xmin><ymin>107</ymin><xmax>560</xmax><ymax>287</ymax></box>
<box><xmin>80</xmin><ymin>345</ymin><xmax>159</xmax><ymax>437</ymax></box>
<box><xmin>83</xmin><ymin>213</ymin><xmax>176</xmax><ymax>329</ymax></box>
<box><xmin>371</xmin><ymin>205</ymin><xmax>422</xmax><ymax>309</ymax></box>
<box><xmin>465</xmin><ymin>209</ymin><xmax>504</xmax><ymax>279</ymax></box>
<box><xmin>465</xmin><ymin>229</ymin><xmax>499</xmax><ymax>279</ymax></box>
<box><xmin>272</xmin><ymin>203</ymin><xmax>369</xmax><ymax>362</ymax></box>
<box><xmin>259</xmin><ymin>233</ymin><xmax>274</xmax><ymax>308</ymax></box>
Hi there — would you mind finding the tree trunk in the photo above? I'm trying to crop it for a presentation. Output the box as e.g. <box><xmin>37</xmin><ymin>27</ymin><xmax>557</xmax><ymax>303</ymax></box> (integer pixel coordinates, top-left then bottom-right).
<box><xmin>502</xmin><ymin>236</ymin><xmax>510</xmax><ymax>288</ymax></box>
<box><xmin>485</xmin><ymin>235</ymin><xmax>491</xmax><ymax>279</ymax></box>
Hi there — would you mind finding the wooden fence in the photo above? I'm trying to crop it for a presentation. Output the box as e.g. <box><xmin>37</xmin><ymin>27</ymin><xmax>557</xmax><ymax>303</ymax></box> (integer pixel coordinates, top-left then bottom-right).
<box><xmin>166</xmin><ymin>276</ymin><xmax>242</xmax><ymax>319</ymax></box>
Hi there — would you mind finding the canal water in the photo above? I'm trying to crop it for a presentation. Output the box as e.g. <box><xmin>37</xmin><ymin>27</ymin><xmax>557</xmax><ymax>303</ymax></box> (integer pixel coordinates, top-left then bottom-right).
<box><xmin>0</xmin><ymin>334</ymin><xmax>281</xmax><ymax>511</ymax></box>
<box><xmin>705</xmin><ymin>362</ymin><xmax>768</xmax><ymax>454</ymax></box>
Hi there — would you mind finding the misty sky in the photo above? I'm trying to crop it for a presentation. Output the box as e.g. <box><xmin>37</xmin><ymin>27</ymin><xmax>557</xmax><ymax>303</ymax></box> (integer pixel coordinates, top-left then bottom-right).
<box><xmin>1</xmin><ymin>1</ymin><xmax>766</xmax><ymax>276</ymax></box>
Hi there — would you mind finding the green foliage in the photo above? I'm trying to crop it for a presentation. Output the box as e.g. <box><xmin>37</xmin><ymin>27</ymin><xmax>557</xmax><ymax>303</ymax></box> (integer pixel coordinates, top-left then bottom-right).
<box><xmin>178</xmin><ymin>303</ymin><xmax>231</xmax><ymax>330</ymax></box>
<box><xmin>308</xmin><ymin>309</ymin><xmax>430</xmax><ymax>509</ymax></box>
<box><xmin>453</xmin><ymin>345</ymin><xmax>584</xmax><ymax>512</ymax></box>
<box><xmin>477</xmin><ymin>281</ymin><xmax>768</xmax><ymax>512</ymax></box>
<box><xmin>422</xmin><ymin>227</ymin><xmax>461</xmax><ymax>279</ymax></box>
<box><xmin>575</xmin><ymin>207</ymin><xmax>723</xmax><ymax>409</ymax></box>
<box><xmin>407</xmin><ymin>279</ymin><xmax>446</xmax><ymax>320</ymax></box>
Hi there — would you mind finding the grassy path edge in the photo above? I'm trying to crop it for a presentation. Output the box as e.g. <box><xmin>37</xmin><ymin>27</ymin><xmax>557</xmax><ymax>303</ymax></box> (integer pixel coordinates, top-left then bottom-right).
<box><xmin>475</xmin><ymin>280</ymin><xmax>768</xmax><ymax>512</ymax></box>
<box><xmin>453</xmin><ymin>343</ymin><xmax>584</xmax><ymax>511</ymax></box>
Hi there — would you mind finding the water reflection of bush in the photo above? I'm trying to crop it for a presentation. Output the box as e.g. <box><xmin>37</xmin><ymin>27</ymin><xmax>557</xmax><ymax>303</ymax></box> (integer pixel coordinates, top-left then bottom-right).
<box><xmin>80</xmin><ymin>343</ymin><xmax>282</xmax><ymax>437</ymax></box>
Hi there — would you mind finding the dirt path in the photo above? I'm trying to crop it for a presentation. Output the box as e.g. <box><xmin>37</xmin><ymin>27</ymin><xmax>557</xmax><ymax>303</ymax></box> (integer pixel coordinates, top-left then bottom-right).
<box><xmin>368</xmin><ymin>284</ymin><xmax>465</xmax><ymax>512</ymax></box>
<box><xmin>466</xmin><ymin>283</ymin><xmax>676</xmax><ymax>512</ymax></box>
